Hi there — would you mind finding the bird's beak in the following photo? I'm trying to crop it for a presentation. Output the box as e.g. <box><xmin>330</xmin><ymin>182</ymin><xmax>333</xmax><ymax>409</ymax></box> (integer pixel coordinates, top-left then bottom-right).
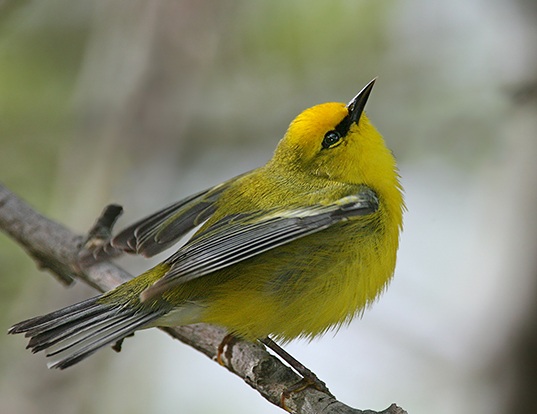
<box><xmin>347</xmin><ymin>78</ymin><xmax>376</xmax><ymax>125</ymax></box>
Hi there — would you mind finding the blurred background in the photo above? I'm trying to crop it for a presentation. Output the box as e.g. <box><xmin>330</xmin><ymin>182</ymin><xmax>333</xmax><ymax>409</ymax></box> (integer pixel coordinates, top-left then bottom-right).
<box><xmin>1</xmin><ymin>1</ymin><xmax>536</xmax><ymax>413</ymax></box>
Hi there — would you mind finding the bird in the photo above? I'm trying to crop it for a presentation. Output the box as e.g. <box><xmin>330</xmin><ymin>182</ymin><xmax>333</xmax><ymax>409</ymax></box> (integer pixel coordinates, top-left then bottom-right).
<box><xmin>9</xmin><ymin>79</ymin><xmax>404</xmax><ymax>386</ymax></box>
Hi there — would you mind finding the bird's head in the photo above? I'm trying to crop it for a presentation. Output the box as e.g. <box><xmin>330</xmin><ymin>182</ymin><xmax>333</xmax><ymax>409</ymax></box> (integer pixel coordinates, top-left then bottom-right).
<box><xmin>272</xmin><ymin>79</ymin><xmax>399</xmax><ymax>193</ymax></box>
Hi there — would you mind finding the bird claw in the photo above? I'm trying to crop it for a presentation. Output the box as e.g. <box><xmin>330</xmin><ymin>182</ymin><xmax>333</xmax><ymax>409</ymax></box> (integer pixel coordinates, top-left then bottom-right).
<box><xmin>217</xmin><ymin>333</ymin><xmax>238</xmax><ymax>366</ymax></box>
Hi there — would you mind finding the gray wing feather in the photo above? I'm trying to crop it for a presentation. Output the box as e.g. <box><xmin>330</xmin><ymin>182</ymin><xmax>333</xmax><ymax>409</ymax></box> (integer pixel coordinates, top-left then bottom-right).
<box><xmin>140</xmin><ymin>187</ymin><xmax>378</xmax><ymax>300</ymax></box>
<box><xmin>90</xmin><ymin>182</ymin><xmax>231</xmax><ymax>260</ymax></box>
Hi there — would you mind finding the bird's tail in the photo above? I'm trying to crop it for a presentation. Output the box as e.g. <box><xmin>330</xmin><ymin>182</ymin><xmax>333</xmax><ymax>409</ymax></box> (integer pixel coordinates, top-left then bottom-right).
<box><xmin>8</xmin><ymin>295</ymin><xmax>164</xmax><ymax>369</ymax></box>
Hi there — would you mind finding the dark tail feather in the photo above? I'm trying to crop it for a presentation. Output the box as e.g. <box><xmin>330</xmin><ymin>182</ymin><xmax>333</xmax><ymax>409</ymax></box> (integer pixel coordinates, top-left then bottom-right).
<box><xmin>9</xmin><ymin>296</ymin><xmax>164</xmax><ymax>369</ymax></box>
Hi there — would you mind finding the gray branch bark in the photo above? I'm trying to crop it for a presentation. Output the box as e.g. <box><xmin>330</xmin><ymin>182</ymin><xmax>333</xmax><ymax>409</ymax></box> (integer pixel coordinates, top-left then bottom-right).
<box><xmin>0</xmin><ymin>183</ymin><xmax>407</xmax><ymax>414</ymax></box>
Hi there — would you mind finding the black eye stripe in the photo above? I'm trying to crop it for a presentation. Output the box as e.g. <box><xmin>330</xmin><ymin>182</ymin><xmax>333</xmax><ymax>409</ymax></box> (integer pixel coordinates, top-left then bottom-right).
<box><xmin>334</xmin><ymin>113</ymin><xmax>352</xmax><ymax>137</ymax></box>
<box><xmin>321</xmin><ymin>110</ymin><xmax>352</xmax><ymax>150</ymax></box>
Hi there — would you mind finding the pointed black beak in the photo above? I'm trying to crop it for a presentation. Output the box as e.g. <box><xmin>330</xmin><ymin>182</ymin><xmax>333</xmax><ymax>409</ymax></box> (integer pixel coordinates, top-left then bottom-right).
<box><xmin>347</xmin><ymin>78</ymin><xmax>376</xmax><ymax>125</ymax></box>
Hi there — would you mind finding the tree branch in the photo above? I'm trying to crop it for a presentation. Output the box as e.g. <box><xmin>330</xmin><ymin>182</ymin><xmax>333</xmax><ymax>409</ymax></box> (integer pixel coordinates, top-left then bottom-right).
<box><xmin>0</xmin><ymin>183</ymin><xmax>407</xmax><ymax>414</ymax></box>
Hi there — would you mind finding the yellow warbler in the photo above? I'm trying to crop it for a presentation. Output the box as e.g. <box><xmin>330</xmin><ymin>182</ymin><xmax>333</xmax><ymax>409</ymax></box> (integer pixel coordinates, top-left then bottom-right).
<box><xmin>10</xmin><ymin>79</ymin><xmax>404</xmax><ymax>375</ymax></box>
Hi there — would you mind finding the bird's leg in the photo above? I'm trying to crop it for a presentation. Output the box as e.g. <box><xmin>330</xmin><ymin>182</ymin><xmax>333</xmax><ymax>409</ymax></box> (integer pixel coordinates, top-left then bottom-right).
<box><xmin>111</xmin><ymin>332</ymin><xmax>135</xmax><ymax>353</ymax></box>
<box><xmin>259</xmin><ymin>337</ymin><xmax>333</xmax><ymax>408</ymax></box>
<box><xmin>111</xmin><ymin>338</ymin><xmax>125</xmax><ymax>353</ymax></box>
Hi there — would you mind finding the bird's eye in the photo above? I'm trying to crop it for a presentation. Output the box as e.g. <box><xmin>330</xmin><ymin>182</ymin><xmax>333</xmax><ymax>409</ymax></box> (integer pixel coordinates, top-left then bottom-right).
<box><xmin>322</xmin><ymin>130</ymin><xmax>342</xmax><ymax>149</ymax></box>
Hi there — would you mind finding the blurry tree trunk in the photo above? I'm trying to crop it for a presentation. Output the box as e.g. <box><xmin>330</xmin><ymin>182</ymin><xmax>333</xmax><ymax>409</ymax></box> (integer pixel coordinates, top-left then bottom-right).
<box><xmin>501</xmin><ymin>86</ymin><xmax>537</xmax><ymax>413</ymax></box>
<box><xmin>500</xmin><ymin>2</ymin><xmax>537</xmax><ymax>411</ymax></box>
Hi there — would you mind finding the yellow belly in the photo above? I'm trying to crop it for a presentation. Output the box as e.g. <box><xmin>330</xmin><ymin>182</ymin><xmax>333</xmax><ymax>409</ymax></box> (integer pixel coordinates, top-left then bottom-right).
<box><xmin>189</xmin><ymin>219</ymin><xmax>398</xmax><ymax>341</ymax></box>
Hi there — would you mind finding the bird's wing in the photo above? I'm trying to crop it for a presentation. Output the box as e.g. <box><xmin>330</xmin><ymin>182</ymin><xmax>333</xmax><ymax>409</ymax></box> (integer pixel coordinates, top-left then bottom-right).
<box><xmin>88</xmin><ymin>178</ymin><xmax>239</xmax><ymax>261</ymax></box>
<box><xmin>140</xmin><ymin>187</ymin><xmax>379</xmax><ymax>301</ymax></box>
